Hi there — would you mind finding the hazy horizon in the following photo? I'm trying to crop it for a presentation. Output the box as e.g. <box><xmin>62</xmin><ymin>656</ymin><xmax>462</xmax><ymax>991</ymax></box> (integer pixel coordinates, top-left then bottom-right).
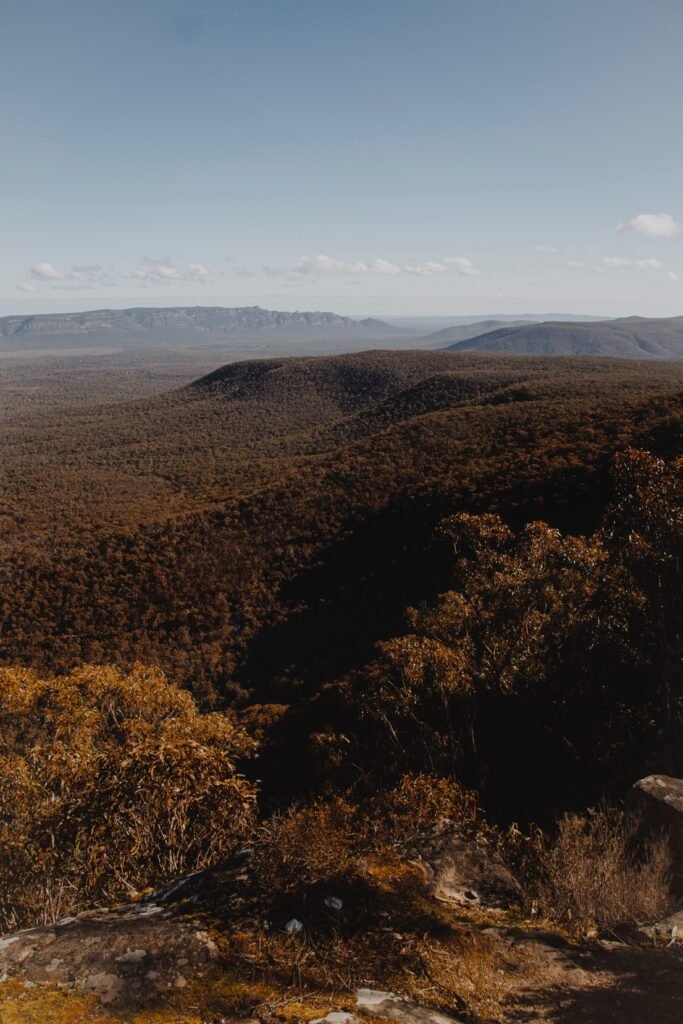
<box><xmin>0</xmin><ymin>293</ymin><xmax>628</xmax><ymax>323</ymax></box>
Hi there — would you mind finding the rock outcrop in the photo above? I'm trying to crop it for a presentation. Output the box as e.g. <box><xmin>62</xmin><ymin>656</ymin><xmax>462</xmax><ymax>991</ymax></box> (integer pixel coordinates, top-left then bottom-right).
<box><xmin>310</xmin><ymin>989</ymin><xmax>466</xmax><ymax>1023</ymax></box>
<box><xmin>631</xmin><ymin>774</ymin><xmax>683</xmax><ymax>890</ymax></box>
<box><xmin>410</xmin><ymin>827</ymin><xmax>521</xmax><ymax>912</ymax></box>
<box><xmin>0</xmin><ymin>897</ymin><xmax>219</xmax><ymax>1010</ymax></box>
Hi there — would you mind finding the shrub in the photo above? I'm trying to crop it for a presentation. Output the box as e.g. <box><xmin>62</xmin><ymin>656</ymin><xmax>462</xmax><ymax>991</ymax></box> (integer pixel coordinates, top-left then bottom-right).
<box><xmin>522</xmin><ymin>807</ymin><xmax>672</xmax><ymax>936</ymax></box>
<box><xmin>367</xmin><ymin>773</ymin><xmax>479</xmax><ymax>847</ymax></box>
<box><xmin>256</xmin><ymin>797</ymin><xmax>358</xmax><ymax>893</ymax></box>
<box><xmin>256</xmin><ymin>774</ymin><xmax>478</xmax><ymax>894</ymax></box>
<box><xmin>0</xmin><ymin>664</ymin><xmax>257</xmax><ymax>929</ymax></box>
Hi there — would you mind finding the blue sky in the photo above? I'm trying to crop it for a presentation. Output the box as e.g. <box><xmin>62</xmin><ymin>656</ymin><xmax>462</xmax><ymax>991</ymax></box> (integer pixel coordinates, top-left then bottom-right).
<box><xmin>2</xmin><ymin>0</ymin><xmax>682</xmax><ymax>316</ymax></box>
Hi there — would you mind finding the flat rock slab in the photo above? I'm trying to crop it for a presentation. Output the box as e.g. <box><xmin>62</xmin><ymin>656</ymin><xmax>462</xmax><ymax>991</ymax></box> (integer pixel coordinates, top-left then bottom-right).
<box><xmin>311</xmin><ymin>989</ymin><xmax>465</xmax><ymax>1024</ymax></box>
<box><xmin>311</xmin><ymin>1014</ymin><xmax>361</xmax><ymax>1024</ymax></box>
<box><xmin>0</xmin><ymin>899</ymin><xmax>219</xmax><ymax>1010</ymax></box>
<box><xmin>356</xmin><ymin>987</ymin><xmax>465</xmax><ymax>1023</ymax></box>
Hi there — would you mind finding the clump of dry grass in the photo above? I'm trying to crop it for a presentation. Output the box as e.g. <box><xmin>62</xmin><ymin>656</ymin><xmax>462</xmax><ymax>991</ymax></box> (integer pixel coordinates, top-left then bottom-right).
<box><xmin>517</xmin><ymin>807</ymin><xmax>672</xmax><ymax>936</ymax></box>
<box><xmin>255</xmin><ymin>796</ymin><xmax>358</xmax><ymax>893</ymax></box>
<box><xmin>255</xmin><ymin>774</ymin><xmax>478</xmax><ymax>895</ymax></box>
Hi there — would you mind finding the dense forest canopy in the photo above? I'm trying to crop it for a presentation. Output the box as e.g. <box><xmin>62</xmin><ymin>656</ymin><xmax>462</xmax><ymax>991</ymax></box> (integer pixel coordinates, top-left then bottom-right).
<box><xmin>1</xmin><ymin>351</ymin><xmax>681</xmax><ymax>715</ymax></box>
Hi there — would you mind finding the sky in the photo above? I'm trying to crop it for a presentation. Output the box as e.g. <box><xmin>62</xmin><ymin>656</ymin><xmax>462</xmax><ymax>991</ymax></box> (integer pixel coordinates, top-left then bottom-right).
<box><xmin>2</xmin><ymin>0</ymin><xmax>682</xmax><ymax>318</ymax></box>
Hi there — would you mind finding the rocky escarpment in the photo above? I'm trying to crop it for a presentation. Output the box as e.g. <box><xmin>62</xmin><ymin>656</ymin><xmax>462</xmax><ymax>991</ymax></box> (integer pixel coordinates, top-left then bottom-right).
<box><xmin>0</xmin><ymin>305</ymin><xmax>402</xmax><ymax>350</ymax></box>
<box><xmin>2</xmin><ymin>826</ymin><xmax>683</xmax><ymax>1022</ymax></box>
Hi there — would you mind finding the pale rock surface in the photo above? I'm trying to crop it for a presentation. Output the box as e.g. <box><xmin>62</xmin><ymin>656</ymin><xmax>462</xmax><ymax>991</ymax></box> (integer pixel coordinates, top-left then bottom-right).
<box><xmin>410</xmin><ymin>827</ymin><xmax>521</xmax><ymax>911</ymax></box>
<box><xmin>0</xmin><ymin>895</ymin><xmax>219</xmax><ymax>1010</ymax></box>
<box><xmin>355</xmin><ymin>987</ymin><xmax>465</xmax><ymax>1023</ymax></box>
<box><xmin>631</xmin><ymin>774</ymin><xmax>683</xmax><ymax>892</ymax></box>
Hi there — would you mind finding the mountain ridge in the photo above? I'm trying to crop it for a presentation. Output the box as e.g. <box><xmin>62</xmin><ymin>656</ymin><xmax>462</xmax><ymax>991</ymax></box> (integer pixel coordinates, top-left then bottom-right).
<box><xmin>0</xmin><ymin>304</ymin><xmax>403</xmax><ymax>350</ymax></box>
<box><xmin>418</xmin><ymin>318</ymin><xmax>535</xmax><ymax>345</ymax></box>
<box><xmin>446</xmin><ymin>315</ymin><xmax>683</xmax><ymax>359</ymax></box>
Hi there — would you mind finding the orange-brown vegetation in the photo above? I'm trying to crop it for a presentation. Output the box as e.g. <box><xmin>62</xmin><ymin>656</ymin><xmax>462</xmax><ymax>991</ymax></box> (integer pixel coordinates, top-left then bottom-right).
<box><xmin>0</xmin><ymin>349</ymin><xmax>682</xmax><ymax>968</ymax></box>
<box><xmin>0</xmin><ymin>664</ymin><xmax>256</xmax><ymax>930</ymax></box>
<box><xmin>0</xmin><ymin>351</ymin><xmax>681</xmax><ymax>718</ymax></box>
<box><xmin>513</xmin><ymin>807</ymin><xmax>672</xmax><ymax>936</ymax></box>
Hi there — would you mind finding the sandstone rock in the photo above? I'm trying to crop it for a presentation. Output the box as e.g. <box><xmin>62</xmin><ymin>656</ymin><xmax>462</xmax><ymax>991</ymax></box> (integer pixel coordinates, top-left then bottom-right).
<box><xmin>410</xmin><ymin>828</ymin><xmax>521</xmax><ymax>911</ymax></box>
<box><xmin>632</xmin><ymin>775</ymin><xmax>683</xmax><ymax>837</ymax></box>
<box><xmin>631</xmin><ymin>774</ymin><xmax>683</xmax><ymax>890</ymax></box>
<box><xmin>0</xmin><ymin>899</ymin><xmax>219</xmax><ymax>1011</ymax></box>
<box><xmin>356</xmin><ymin>987</ymin><xmax>465</xmax><ymax>1023</ymax></box>
<box><xmin>311</xmin><ymin>1013</ymin><xmax>360</xmax><ymax>1024</ymax></box>
<box><xmin>639</xmin><ymin>907</ymin><xmax>683</xmax><ymax>944</ymax></box>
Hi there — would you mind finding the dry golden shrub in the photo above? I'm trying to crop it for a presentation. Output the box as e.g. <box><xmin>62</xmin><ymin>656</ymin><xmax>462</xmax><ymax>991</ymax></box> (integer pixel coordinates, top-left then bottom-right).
<box><xmin>255</xmin><ymin>797</ymin><xmax>357</xmax><ymax>893</ymax></box>
<box><xmin>256</xmin><ymin>773</ymin><xmax>478</xmax><ymax>894</ymax></box>
<box><xmin>0</xmin><ymin>664</ymin><xmax>257</xmax><ymax>929</ymax></box>
<box><xmin>369</xmin><ymin>773</ymin><xmax>479</xmax><ymax>847</ymax></box>
<box><xmin>525</xmin><ymin>807</ymin><xmax>672</xmax><ymax>936</ymax></box>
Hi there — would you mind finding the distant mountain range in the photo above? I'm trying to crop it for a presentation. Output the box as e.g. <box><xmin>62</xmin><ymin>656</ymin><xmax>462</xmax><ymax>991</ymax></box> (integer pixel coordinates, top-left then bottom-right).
<box><xmin>4</xmin><ymin>305</ymin><xmax>683</xmax><ymax>361</ymax></box>
<box><xmin>0</xmin><ymin>305</ymin><xmax>403</xmax><ymax>351</ymax></box>
<box><xmin>418</xmin><ymin>319</ymin><xmax>535</xmax><ymax>345</ymax></box>
<box><xmin>446</xmin><ymin>316</ymin><xmax>683</xmax><ymax>359</ymax></box>
<box><xmin>384</xmin><ymin>313</ymin><xmax>611</xmax><ymax>332</ymax></box>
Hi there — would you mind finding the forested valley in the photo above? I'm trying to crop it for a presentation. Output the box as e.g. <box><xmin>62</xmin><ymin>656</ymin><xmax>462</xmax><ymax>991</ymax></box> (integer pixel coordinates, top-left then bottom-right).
<box><xmin>0</xmin><ymin>348</ymin><xmax>682</xmax><ymax>1022</ymax></box>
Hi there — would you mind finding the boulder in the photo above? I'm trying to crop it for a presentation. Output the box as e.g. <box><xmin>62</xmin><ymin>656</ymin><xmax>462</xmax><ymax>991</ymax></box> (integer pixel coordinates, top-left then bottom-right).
<box><xmin>410</xmin><ymin>828</ymin><xmax>521</xmax><ymax>912</ymax></box>
<box><xmin>639</xmin><ymin>907</ymin><xmax>683</xmax><ymax>945</ymax></box>
<box><xmin>631</xmin><ymin>774</ymin><xmax>683</xmax><ymax>888</ymax></box>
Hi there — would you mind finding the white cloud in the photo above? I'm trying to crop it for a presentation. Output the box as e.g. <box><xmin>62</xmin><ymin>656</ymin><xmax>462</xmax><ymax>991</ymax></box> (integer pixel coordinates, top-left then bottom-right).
<box><xmin>602</xmin><ymin>256</ymin><xmax>662</xmax><ymax>270</ymax></box>
<box><xmin>293</xmin><ymin>254</ymin><xmax>401</xmax><ymax>276</ymax></box>
<box><xmin>602</xmin><ymin>256</ymin><xmax>631</xmax><ymax>268</ymax></box>
<box><xmin>371</xmin><ymin>257</ymin><xmax>402</xmax><ymax>276</ymax></box>
<box><xmin>284</xmin><ymin>253</ymin><xmax>483</xmax><ymax>279</ymax></box>
<box><xmin>133</xmin><ymin>258</ymin><xmax>211</xmax><ymax>283</ymax></box>
<box><xmin>667</xmin><ymin>271</ymin><xmax>679</xmax><ymax>282</ymax></box>
<box><xmin>405</xmin><ymin>257</ymin><xmax>482</xmax><ymax>277</ymax></box>
<box><xmin>443</xmin><ymin>256</ymin><xmax>482</xmax><ymax>276</ymax></box>
<box><xmin>30</xmin><ymin>261</ymin><xmax>73</xmax><ymax>281</ymax></box>
<box><xmin>618</xmin><ymin>212</ymin><xmax>680</xmax><ymax>238</ymax></box>
<box><xmin>534</xmin><ymin>244</ymin><xmax>558</xmax><ymax>253</ymax></box>
<box><xmin>636</xmin><ymin>258</ymin><xmax>662</xmax><ymax>269</ymax></box>
<box><xmin>27</xmin><ymin>262</ymin><xmax>119</xmax><ymax>287</ymax></box>
<box><xmin>405</xmin><ymin>261</ymin><xmax>449</xmax><ymax>276</ymax></box>
<box><xmin>16</xmin><ymin>281</ymin><xmax>36</xmax><ymax>292</ymax></box>
<box><xmin>568</xmin><ymin>260</ymin><xmax>585</xmax><ymax>268</ymax></box>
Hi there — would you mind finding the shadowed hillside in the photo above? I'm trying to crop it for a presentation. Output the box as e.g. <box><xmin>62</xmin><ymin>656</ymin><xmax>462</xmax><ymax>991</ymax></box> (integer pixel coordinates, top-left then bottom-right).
<box><xmin>447</xmin><ymin>315</ymin><xmax>683</xmax><ymax>358</ymax></box>
<box><xmin>417</xmin><ymin>318</ymin><xmax>535</xmax><ymax>345</ymax></box>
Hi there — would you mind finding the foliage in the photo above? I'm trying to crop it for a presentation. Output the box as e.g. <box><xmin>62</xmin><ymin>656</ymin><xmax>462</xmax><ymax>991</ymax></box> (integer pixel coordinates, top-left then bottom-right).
<box><xmin>0</xmin><ymin>664</ymin><xmax>257</xmax><ymax>930</ymax></box>
<box><xmin>1</xmin><ymin>351</ymin><xmax>682</xmax><ymax>705</ymax></box>
<box><xmin>518</xmin><ymin>808</ymin><xmax>672</xmax><ymax>936</ymax></box>
<box><xmin>313</xmin><ymin>450</ymin><xmax>683</xmax><ymax>816</ymax></box>
<box><xmin>256</xmin><ymin>797</ymin><xmax>358</xmax><ymax>893</ymax></box>
<box><xmin>255</xmin><ymin>773</ymin><xmax>478</xmax><ymax>894</ymax></box>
